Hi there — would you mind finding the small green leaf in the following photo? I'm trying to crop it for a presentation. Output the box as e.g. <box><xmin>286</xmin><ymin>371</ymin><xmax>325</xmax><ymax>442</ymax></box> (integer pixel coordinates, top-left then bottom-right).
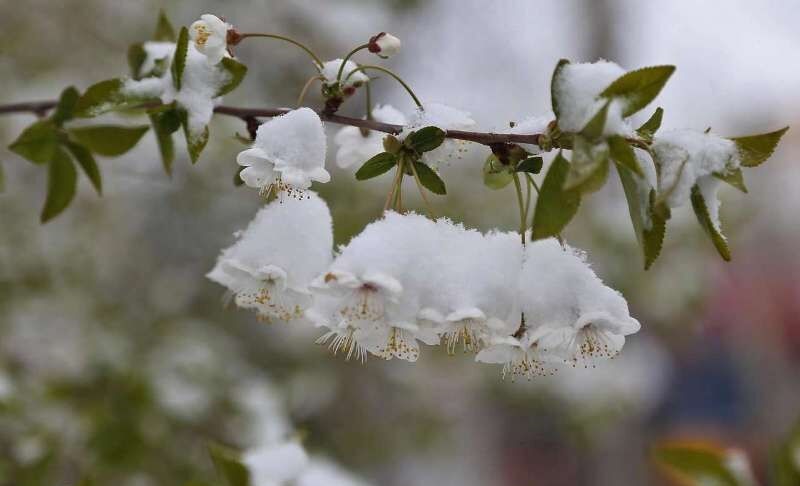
<box><xmin>153</xmin><ymin>9</ymin><xmax>176</xmax><ymax>42</ymax></box>
<box><xmin>413</xmin><ymin>162</ymin><xmax>447</xmax><ymax>195</ymax></box>
<box><xmin>8</xmin><ymin>119</ymin><xmax>59</xmax><ymax>164</ymax></box>
<box><xmin>150</xmin><ymin>109</ymin><xmax>181</xmax><ymax>175</ymax></box>
<box><xmin>184</xmin><ymin>125</ymin><xmax>209</xmax><ymax>164</ymax></box>
<box><xmin>406</xmin><ymin>126</ymin><xmax>446</xmax><ymax>153</ymax></box>
<box><xmin>483</xmin><ymin>154</ymin><xmax>513</xmax><ymax>190</ymax></box>
<box><xmin>172</xmin><ymin>27</ymin><xmax>189</xmax><ymax>91</ymax></box>
<box><xmin>600</xmin><ymin>65</ymin><xmax>676</xmax><ymax>117</ymax></box>
<box><xmin>691</xmin><ymin>184</ymin><xmax>731</xmax><ymax>261</ymax></box>
<box><xmin>216</xmin><ymin>58</ymin><xmax>249</xmax><ymax>97</ymax></box>
<box><xmin>74</xmin><ymin>78</ymin><xmax>127</xmax><ymax>117</ymax></box>
<box><xmin>531</xmin><ymin>152</ymin><xmax>581</xmax><ymax>240</ymax></box>
<box><xmin>41</xmin><ymin>148</ymin><xmax>78</xmax><ymax>223</ymax></box>
<box><xmin>208</xmin><ymin>444</ymin><xmax>250</xmax><ymax>486</ymax></box>
<box><xmin>65</xmin><ymin>142</ymin><xmax>102</xmax><ymax>195</ymax></box>
<box><xmin>618</xmin><ymin>165</ymin><xmax>669</xmax><ymax>269</ymax></box>
<box><xmin>654</xmin><ymin>442</ymin><xmax>740</xmax><ymax>486</ymax></box>
<box><xmin>731</xmin><ymin>126</ymin><xmax>789</xmax><ymax>167</ymax></box>
<box><xmin>516</xmin><ymin>156</ymin><xmax>543</xmax><ymax>174</ymax></box>
<box><xmin>128</xmin><ymin>43</ymin><xmax>147</xmax><ymax>79</ymax></box>
<box><xmin>52</xmin><ymin>86</ymin><xmax>80</xmax><ymax>125</ymax></box>
<box><xmin>636</xmin><ymin>107</ymin><xmax>663</xmax><ymax>141</ymax></box>
<box><xmin>608</xmin><ymin>135</ymin><xmax>643</xmax><ymax>176</ymax></box>
<box><xmin>355</xmin><ymin>152</ymin><xmax>398</xmax><ymax>180</ymax></box>
<box><xmin>550</xmin><ymin>59</ymin><xmax>570</xmax><ymax>121</ymax></box>
<box><xmin>564</xmin><ymin>135</ymin><xmax>609</xmax><ymax>193</ymax></box>
<box><xmin>69</xmin><ymin>125</ymin><xmax>149</xmax><ymax>157</ymax></box>
<box><xmin>713</xmin><ymin>168</ymin><xmax>747</xmax><ymax>193</ymax></box>
<box><xmin>580</xmin><ymin>100</ymin><xmax>609</xmax><ymax>139</ymax></box>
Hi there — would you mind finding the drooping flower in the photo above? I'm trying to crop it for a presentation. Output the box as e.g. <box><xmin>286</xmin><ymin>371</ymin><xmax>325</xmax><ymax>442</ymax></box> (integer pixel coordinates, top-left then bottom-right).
<box><xmin>475</xmin><ymin>333</ymin><xmax>554</xmax><ymax>379</ymax></box>
<box><xmin>321</xmin><ymin>59</ymin><xmax>369</xmax><ymax>90</ymax></box>
<box><xmin>518</xmin><ymin>238</ymin><xmax>640</xmax><ymax>367</ymax></box>
<box><xmin>243</xmin><ymin>440</ymin><xmax>309</xmax><ymax>486</ymax></box>
<box><xmin>190</xmin><ymin>14</ymin><xmax>230</xmax><ymax>65</ymax></box>
<box><xmin>368</xmin><ymin>32</ymin><xmax>402</xmax><ymax>58</ymax></box>
<box><xmin>236</xmin><ymin>108</ymin><xmax>330</xmax><ymax>195</ymax></box>
<box><xmin>333</xmin><ymin>104</ymin><xmax>406</xmax><ymax>168</ymax></box>
<box><xmin>207</xmin><ymin>192</ymin><xmax>333</xmax><ymax>322</ymax></box>
<box><xmin>400</xmin><ymin>103</ymin><xmax>476</xmax><ymax>168</ymax></box>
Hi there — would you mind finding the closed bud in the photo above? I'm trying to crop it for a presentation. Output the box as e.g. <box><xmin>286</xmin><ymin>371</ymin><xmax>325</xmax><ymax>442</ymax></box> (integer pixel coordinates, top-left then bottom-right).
<box><xmin>368</xmin><ymin>32</ymin><xmax>401</xmax><ymax>58</ymax></box>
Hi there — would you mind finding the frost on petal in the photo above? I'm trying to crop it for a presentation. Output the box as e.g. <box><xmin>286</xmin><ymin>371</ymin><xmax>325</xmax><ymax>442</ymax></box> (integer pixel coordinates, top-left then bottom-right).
<box><xmin>552</xmin><ymin>60</ymin><xmax>632</xmax><ymax>136</ymax></box>
<box><xmin>334</xmin><ymin>104</ymin><xmax>406</xmax><ymax>169</ymax></box>
<box><xmin>322</xmin><ymin>59</ymin><xmax>369</xmax><ymax>88</ymax></box>
<box><xmin>207</xmin><ymin>192</ymin><xmax>333</xmax><ymax>322</ymax></box>
<box><xmin>243</xmin><ymin>441</ymin><xmax>309</xmax><ymax>486</ymax></box>
<box><xmin>519</xmin><ymin>238</ymin><xmax>640</xmax><ymax>367</ymax></box>
<box><xmin>245</xmin><ymin>108</ymin><xmax>329</xmax><ymax>192</ymax></box>
<box><xmin>652</xmin><ymin>129</ymin><xmax>739</xmax><ymax>208</ymax></box>
<box><xmin>400</xmin><ymin>103</ymin><xmax>476</xmax><ymax>168</ymax></box>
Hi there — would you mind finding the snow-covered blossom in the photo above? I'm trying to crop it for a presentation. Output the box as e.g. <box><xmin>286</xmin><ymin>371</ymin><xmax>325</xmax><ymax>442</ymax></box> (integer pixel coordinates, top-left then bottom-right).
<box><xmin>551</xmin><ymin>60</ymin><xmax>632</xmax><ymax>136</ymax></box>
<box><xmin>243</xmin><ymin>441</ymin><xmax>309</xmax><ymax>486</ymax></box>
<box><xmin>518</xmin><ymin>239</ymin><xmax>640</xmax><ymax>368</ymax></box>
<box><xmin>322</xmin><ymin>59</ymin><xmax>369</xmax><ymax>89</ymax></box>
<box><xmin>368</xmin><ymin>32</ymin><xmax>402</xmax><ymax>58</ymax></box>
<box><xmin>400</xmin><ymin>103</ymin><xmax>476</xmax><ymax>168</ymax></box>
<box><xmin>236</xmin><ymin>108</ymin><xmax>330</xmax><ymax>195</ymax></box>
<box><xmin>189</xmin><ymin>14</ymin><xmax>230</xmax><ymax>65</ymax></box>
<box><xmin>207</xmin><ymin>193</ymin><xmax>333</xmax><ymax>322</ymax></box>
<box><xmin>333</xmin><ymin>104</ymin><xmax>406</xmax><ymax>168</ymax></box>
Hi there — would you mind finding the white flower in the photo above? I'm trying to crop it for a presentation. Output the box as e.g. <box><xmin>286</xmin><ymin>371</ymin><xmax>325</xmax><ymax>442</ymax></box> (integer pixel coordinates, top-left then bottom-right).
<box><xmin>322</xmin><ymin>59</ymin><xmax>369</xmax><ymax>89</ymax></box>
<box><xmin>518</xmin><ymin>238</ymin><xmax>640</xmax><ymax>367</ymax></box>
<box><xmin>237</xmin><ymin>108</ymin><xmax>330</xmax><ymax>195</ymax></box>
<box><xmin>207</xmin><ymin>192</ymin><xmax>333</xmax><ymax>322</ymax></box>
<box><xmin>243</xmin><ymin>441</ymin><xmax>309</xmax><ymax>486</ymax></box>
<box><xmin>368</xmin><ymin>32</ymin><xmax>402</xmax><ymax>58</ymax></box>
<box><xmin>400</xmin><ymin>103</ymin><xmax>476</xmax><ymax>168</ymax></box>
<box><xmin>333</xmin><ymin>104</ymin><xmax>406</xmax><ymax>168</ymax></box>
<box><xmin>475</xmin><ymin>333</ymin><xmax>553</xmax><ymax>379</ymax></box>
<box><xmin>190</xmin><ymin>14</ymin><xmax>230</xmax><ymax>65</ymax></box>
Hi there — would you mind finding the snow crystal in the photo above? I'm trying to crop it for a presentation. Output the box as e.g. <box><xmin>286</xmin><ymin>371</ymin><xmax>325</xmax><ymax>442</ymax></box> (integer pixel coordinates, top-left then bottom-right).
<box><xmin>321</xmin><ymin>58</ymin><xmax>369</xmax><ymax>87</ymax></box>
<box><xmin>333</xmin><ymin>104</ymin><xmax>406</xmax><ymax>168</ymax></box>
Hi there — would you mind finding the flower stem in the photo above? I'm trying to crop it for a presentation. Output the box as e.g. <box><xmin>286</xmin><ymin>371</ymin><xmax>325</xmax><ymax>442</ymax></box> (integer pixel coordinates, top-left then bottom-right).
<box><xmin>512</xmin><ymin>173</ymin><xmax>527</xmax><ymax>245</ymax></box>
<box><xmin>409</xmin><ymin>161</ymin><xmax>436</xmax><ymax>218</ymax></box>
<box><xmin>345</xmin><ymin>65</ymin><xmax>423</xmax><ymax>110</ymax></box>
<box><xmin>238</xmin><ymin>33</ymin><xmax>324</xmax><ymax>71</ymax></box>
<box><xmin>296</xmin><ymin>75</ymin><xmax>322</xmax><ymax>107</ymax></box>
<box><xmin>336</xmin><ymin>43</ymin><xmax>370</xmax><ymax>83</ymax></box>
<box><xmin>385</xmin><ymin>162</ymin><xmax>404</xmax><ymax>211</ymax></box>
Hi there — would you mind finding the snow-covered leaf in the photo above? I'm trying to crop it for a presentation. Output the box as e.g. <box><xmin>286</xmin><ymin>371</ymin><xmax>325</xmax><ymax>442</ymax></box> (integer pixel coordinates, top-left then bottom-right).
<box><xmin>532</xmin><ymin>151</ymin><xmax>580</xmax><ymax>240</ymax></box>
<box><xmin>550</xmin><ymin>59</ymin><xmax>570</xmax><ymax>120</ymax></box>
<box><xmin>216</xmin><ymin>58</ymin><xmax>248</xmax><ymax>97</ymax></box>
<box><xmin>74</xmin><ymin>78</ymin><xmax>128</xmax><ymax>117</ymax></box>
<box><xmin>600</xmin><ymin>65</ymin><xmax>675</xmax><ymax>117</ymax></box>
<box><xmin>69</xmin><ymin>125</ymin><xmax>149</xmax><ymax>157</ymax></box>
<box><xmin>608</xmin><ymin>135</ymin><xmax>643</xmax><ymax>176</ymax></box>
<box><xmin>564</xmin><ymin>135</ymin><xmax>609</xmax><ymax>193</ymax></box>
<box><xmin>580</xmin><ymin>100</ymin><xmax>609</xmax><ymax>139</ymax></box>
<box><xmin>691</xmin><ymin>183</ymin><xmax>731</xmax><ymax>261</ymax></box>
<box><xmin>355</xmin><ymin>152</ymin><xmax>397</xmax><ymax>180</ymax></box>
<box><xmin>713</xmin><ymin>168</ymin><xmax>747</xmax><ymax>193</ymax></box>
<box><xmin>618</xmin><ymin>165</ymin><xmax>668</xmax><ymax>270</ymax></box>
<box><xmin>41</xmin><ymin>147</ymin><xmax>77</xmax><ymax>223</ymax></box>
<box><xmin>731</xmin><ymin>126</ymin><xmax>789</xmax><ymax>167</ymax></box>
<box><xmin>171</xmin><ymin>27</ymin><xmax>189</xmax><ymax>91</ymax></box>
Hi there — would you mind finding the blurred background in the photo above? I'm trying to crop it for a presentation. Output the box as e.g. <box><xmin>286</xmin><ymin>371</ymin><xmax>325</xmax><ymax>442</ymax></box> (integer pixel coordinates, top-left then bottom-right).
<box><xmin>1</xmin><ymin>0</ymin><xmax>799</xmax><ymax>485</ymax></box>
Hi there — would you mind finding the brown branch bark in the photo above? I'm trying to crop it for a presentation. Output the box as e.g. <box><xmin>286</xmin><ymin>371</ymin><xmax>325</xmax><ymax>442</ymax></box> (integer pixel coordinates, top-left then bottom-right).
<box><xmin>0</xmin><ymin>100</ymin><xmax>542</xmax><ymax>147</ymax></box>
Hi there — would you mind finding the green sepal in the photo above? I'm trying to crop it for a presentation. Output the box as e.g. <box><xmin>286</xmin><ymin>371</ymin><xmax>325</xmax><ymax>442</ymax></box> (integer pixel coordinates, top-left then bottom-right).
<box><xmin>608</xmin><ymin>135</ymin><xmax>643</xmax><ymax>176</ymax></box>
<box><xmin>8</xmin><ymin>119</ymin><xmax>59</xmax><ymax>164</ymax></box>
<box><xmin>65</xmin><ymin>141</ymin><xmax>102</xmax><ymax>195</ymax></box>
<box><xmin>171</xmin><ymin>27</ymin><xmax>189</xmax><ymax>91</ymax></box>
<box><xmin>731</xmin><ymin>126</ymin><xmax>789</xmax><ymax>167</ymax></box>
<box><xmin>208</xmin><ymin>444</ymin><xmax>249</xmax><ymax>486</ymax></box>
<box><xmin>690</xmin><ymin>184</ymin><xmax>731</xmax><ymax>261</ymax></box>
<box><xmin>355</xmin><ymin>152</ymin><xmax>398</xmax><ymax>180</ymax></box>
<box><xmin>550</xmin><ymin>59</ymin><xmax>570</xmax><ymax>121</ymax></box>
<box><xmin>531</xmin><ymin>151</ymin><xmax>581</xmax><ymax>240</ymax></box>
<box><xmin>636</xmin><ymin>107</ymin><xmax>663</xmax><ymax>141</ymax></box>
<box><xmin>516</xmin><ymin>156</ymin><xmax>543</xmax><ymax>174</ymax></box>
<box><xmin>600</xmin><ymin>65</ymin><xmax>675</xmax><ymax>117</ymax></box>
<box><xmin>68</xmin><ymin>125</ymin><xmax>149</xmax><ymax>157</ymax></box>
<box><xmin>216</xmin><ymin>58</ymin><xmax>248</xmax><ymax>97</ymax></box>
<box><xmin>405</xmin><ymin>126</ymin><xmax>446</xmax><ymax>153</ymax></box>
<box><xmin>41</xmin><ymin>147</ymin><xmax>78</xmax><ymax>223</ymax></box>
<box><xmin>52</xmin><ymin>86</ymin><xmax>80</xmax><ymax>126</ymax></box>
<box><xmin>712</xmin><ymin>168</ymin><xmax>747</xmax><ymax>193</ymax></box>
<box><xmin>413</xmin><ymin>162</ymin><xmax>447</xmax><ymax>195</ymax></box>
<box><xmin>617</xmin><ymin>164</ymin><xmax>669</xmax><ymax>270</ymax></box>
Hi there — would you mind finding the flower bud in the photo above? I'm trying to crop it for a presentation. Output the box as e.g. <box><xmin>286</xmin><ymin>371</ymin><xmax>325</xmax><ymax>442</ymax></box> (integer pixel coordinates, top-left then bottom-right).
<box><xmin>368</xmin><ymin>32</ymin><xmax>401</xmax><ymax>58</ymax></box>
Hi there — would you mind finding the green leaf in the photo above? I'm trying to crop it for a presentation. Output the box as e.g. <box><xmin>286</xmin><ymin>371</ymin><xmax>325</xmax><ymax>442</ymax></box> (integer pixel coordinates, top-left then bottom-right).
<box><xmin>52</xmin><ymin>86</ymin><xmax>80</xmax><ymax>125</ymax></box>
<box><xmin>413</xmin><ymin>162</ymin><xmax>447</xmax><ymax>195</ymax></box>
<box><xmin>483</xmin><ymin>154</ymin><xmax>513</xmax><ymax>190</ymax></box>
<box><xmin>69</xmin><ymin>125</ymin><xmax>149</xmax><ymax>157</ymax></box>
<box><xmin>564</xmin><ymin>136</ymin><xmax>610</xmax><ymax>193</ymax></box>
<box><xmin>153</xmin><ymin>9</ymin><xmax>176</xmax><ymax>42</ymax></box>
<box><xmin>580</xmin><ymin>100</ymin><xmax>610</xmax><ymax>140</ymax></box>
<box><xmin>731</xmin><ymin>126</ymin><xmax>789</xmax><ymax>167</ymax></box>
<box><xmin>618</xmin><ymin>165</ymin><xmax>669</xmax><ymax>270</ymax></box>
<box><xmin>600</xmin><ymin>65</ymin><xmax>676</xmax><ymax>117</ymax></box>
<box><xmin>41</xmin><ymin>148</ymin><xmax>78</xmax><ymax>223</ymax></box>
<box><xmin>172</xmin><ymin>27</ymin><xmax>189</xmax><ymax>91</ymax></box>
<box><xmin>355</xmin><ymin>152</ymin><xmax>398</xmax><ymax>180</ymax></box>
<box><xmin>65</xmin><ymin>142</ymin><xmax>102</xmax><ymax>195</ymax></box>
<box><xmin>128</xmin><ymin>43</ymin><xmax>147</xmax><ymax>79</ymax></box>
<box><xmin>8</xmin><ymin>119</ymin><xmax>59</xmax><ymax>164</ymax></box>
<box><xmin>208</xmin><ymin>444</ymin><xmax>249</xmax><ymax>486</ymax></box>
<box><xmin>516</xmin><ymin>156</ymin><xmax>543</xmax><ymax>174</ymax></box>
<box><xmin>550</xmin><ymin>59</ymin><xmax>570</xmax><ymax>121</ymax></box>
<box><xmin>636</xmin><ymin>107</ymin><xmax>663</xmax><ymax>141</ymax></box>
<box><xmin>405</xmin><ymin>126</ymin><xmax>446</xmax><ymax>153</ymax></box>
<box><xmin>180</xmin><ymin>110</ymin><xmax>209</xmax><ymax>164</ymax></box>
<box><xmin>654</xmin><ymin>442</ymin><xmax>740</xmax><ymax>486</ymax></box>
<box><xmin>608</xmin><ymin>135</ymin><xmax>643</xmax><ymax>176</ymax></box>
<box><xmin>74</xmin><ymin>78</ymin><xmax>127</xmax><ymax>117</ymax></box>
<box><xmin>531</xmin><ymin>152</ymin><xmax>581</xmax><ymax>240</ymax></box>
<box><xmin>713</xmin><ymin>168</ymin><xmax>747</xmax><ymax>193</ymax></box>
<box><xmin>150</xmin><ymin>109</ymin><xmax>181</xmax><ymax>175</ymax></box>
<box><xmin>691</xmin><ymin>184</ymin><xmax>731</xmax><ymax>261</ymax></box>
<box><xmin>216</xmin><ymin>58</ymin><xmax>249</xmax><ymax>97</ymax></box>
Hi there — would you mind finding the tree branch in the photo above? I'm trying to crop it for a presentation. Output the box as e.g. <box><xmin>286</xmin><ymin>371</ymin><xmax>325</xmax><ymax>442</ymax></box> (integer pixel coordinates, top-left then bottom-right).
<box><xmin>0</xmin><ymin>100</ymin><xmax>542</xmax><ymax>147</ymax></box>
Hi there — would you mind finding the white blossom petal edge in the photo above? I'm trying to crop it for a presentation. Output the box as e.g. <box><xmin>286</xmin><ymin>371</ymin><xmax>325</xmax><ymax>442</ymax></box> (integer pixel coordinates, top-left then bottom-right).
<box><xmin>190</xmin><ymin>14</ymin><xmax>230</xmax><ymax>65</ymax></box>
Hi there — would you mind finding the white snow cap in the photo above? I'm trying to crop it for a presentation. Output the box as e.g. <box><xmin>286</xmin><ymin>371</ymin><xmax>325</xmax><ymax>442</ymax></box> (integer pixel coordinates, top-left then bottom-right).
<box><xmin>400</xmin><ymin>103</ymin><xmax>476</xmax><ymax>168</ymax></box>
<box><xmin>190</xmin><ymin>14</ymin><xmax>230</xmax><ymax>65</ymax></box>
<box><xmin>322</xmin><ymin>59</ymin><xmax>369</xmax><ymax>88</ymax></box>
<box><xmin>243</xmin><ymin>441</ymin><xmax>309</xmax><ymax>486</ymax></box>
<box><xmin>652</xmin><ymin>129</ymin><xmax>739</xmax><ymax>216</ymax></box>
<box><xmin>333</xmin><ymin>104</ymin><xmax>407</xmax><ymax>168</ymax></box>
<box><xmin>237</xmin><ymin>108</ymin><xmax>330</xmax><ymax>193</ymax></box>
<box><xmin>207</xmin><ymin>192</ymin><xmax>333</xmax><ymax>322</ymax></box>
<box><xmin>552</xmin><ymin>60</ymin><xmax>632</xmax><ymax>136</ymax></box>
<box><xmin>138</xmin><ymin>41</ymin><xmax>175</xmax><ymax>78</ymax></box>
